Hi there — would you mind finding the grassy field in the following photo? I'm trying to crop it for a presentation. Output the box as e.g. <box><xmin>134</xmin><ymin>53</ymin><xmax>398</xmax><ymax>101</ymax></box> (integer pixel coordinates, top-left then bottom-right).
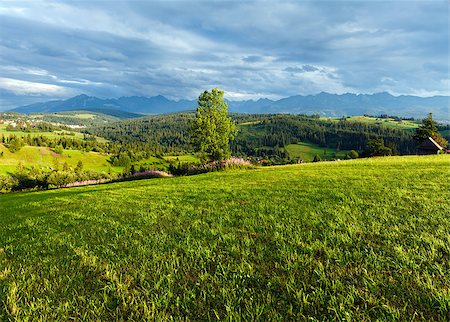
<box><xmin>0</xmin><ymin>145</ymin><xmax>122</xmax><ymax>174</ymax></box>
<box><xmin>0</xmin><ymin>155</ymin><xmax>449</xmax><ymax>320</ymax></box>
<box><xmin>322</xmin><ymin>116</ymin><xmax>420</xmax><ymax>131</ymax></box>
<box><xmin>285</xmin><ymin>142</ymin><xmax>351</xmax><ymax>161</ymax></box>
<box><xmin>29</xmin><ymin>111</ymin><xmax>126</xmax><ymax>126</ymax></box>
<box><xmin>0</xmin><ymin>124</ymin><xmax>108</xmax><ymax>142</ymax></box>
<box><xmin>0</xmin><ymin>144</ymin><xmax>200</xmax><ymax>175</ymax></box>
<box><xmin>32</xmin><ymin>112</ymin><xmax>98</xmax><ymax>120</ymax></box>
<box><xmin>163</xmin><ymin>154</ymin><xmax>200</xmax><ymax>163</ymax></box>
<box><xmin>0</xmin><ymin>124</ymin><xmax>86</xmax><ymax>140</ymax></box>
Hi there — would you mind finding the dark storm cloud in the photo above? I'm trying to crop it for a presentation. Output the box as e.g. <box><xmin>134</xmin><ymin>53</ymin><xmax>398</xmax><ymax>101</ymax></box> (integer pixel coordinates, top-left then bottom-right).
<box><xmin>0</xmin><ymin>0</ymin><xmax>448</xmax><ymax>109</ymax></box>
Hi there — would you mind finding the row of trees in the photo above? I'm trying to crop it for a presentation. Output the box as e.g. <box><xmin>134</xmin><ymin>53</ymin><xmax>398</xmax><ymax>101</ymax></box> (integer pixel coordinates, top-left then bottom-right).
<box><xmin>0</xmin><ymin>161</ymin><xmax>113</xmax><ymax>192</ymax></box>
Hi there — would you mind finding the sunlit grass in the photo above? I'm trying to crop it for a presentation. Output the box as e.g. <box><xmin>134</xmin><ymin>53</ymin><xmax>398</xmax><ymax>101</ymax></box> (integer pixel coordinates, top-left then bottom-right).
<box><xmin>0</xmin><ymin>124</ymin><xmax>107</xmax><ymax>142</ymax></box>
<box><xmin>285</xmin><ymin>142</ymin><xmax>350</xmax><ymax>161</ymax></box>
<box><xmin>0</xmin><ymin>155</ymin><xmax>449</xmax><ymax>320</ymax></box>
<box><xmin>163</xmin><ymin>154</ymin><xmax>200</xmax><ymax>163</ymax></box>
<box><xmin>0</xmin><ymin>144</ymin><xmax>122</xmax><ymax>174</ymax></box>
<box><xmin>321</xmin><ymin>116</ymin><xmax>419</xmax><ymax>131</ymax></box>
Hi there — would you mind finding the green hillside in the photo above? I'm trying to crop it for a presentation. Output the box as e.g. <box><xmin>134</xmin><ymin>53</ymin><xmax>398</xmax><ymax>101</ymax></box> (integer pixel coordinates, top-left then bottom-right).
<box><xmin>285</xmin><ymin>142</ymin><xmax>351</xmax><ymax>161</ymax></box>
<box><xmin>0</xmin><ymin>144</ymin><xmax>199</xmax><ymax>175</ymax></box>
<box><xmin>0</xmin><ymin>144</ymin><xmax>121</xmax><ymax>174</ymax></box>
<box><xmin>1</xmin><ymin>155</ymin><xmax>449</xmax><ymax>320</ymax></box>
<box><xmin>342</xmin><ymin>116</ymin><xmax>419</xmax><ymax>131</ymax></box>
<box><xmin>0</xmin><ymin>124</ymin><xmax>107</xmax><ymax>142</ymax></box>
<box><xmin>30</xmin><ymin>110</ymin><xmax>142</xmax><ymax>125</ymax></box>
<box><xmin>0</xmin><ymin>124</ymin><xmax>85</xmax><ymax>140</ymax></box>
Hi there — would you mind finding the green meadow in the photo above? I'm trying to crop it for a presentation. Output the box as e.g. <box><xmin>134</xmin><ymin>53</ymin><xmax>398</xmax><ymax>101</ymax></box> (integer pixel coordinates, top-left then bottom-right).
<box><xmin>322</xmin><ymin>116</ymin><xmax>419</xmax><ymax>131</ymax></box>
<box><xmin>42</xmin><ymin>112</ymin><xmax>98</xmax><ymax>120</ymax></box>
<box><xmin>1</xmin><ymin>155</ymin><xmax>449</xmax><ymax>320</ymax></box>
<box><xmin>346</xmin><ymin>116</ymin><xmax>419</xmax><ymax>130</ymax></box>
<box><xmin>0</xmin><ymin>143</ymin><xmax>200</xmax><ymax>175</ymax></box>
<box><xmin>0</xmin><ymin>124</ymin><xmax>84</xmax><ymax>140</ymax></box>
<box><xmin>285</xmin><ymin>142</ymin><xmax>351</xmax><ymax>161</ymax></box>
<box><xmin>0</xmin><ymin>124</ymin><xmax>107</xmax><ymax>142</ymax></box>
<box><xmin>163</xmin><ymin>154</ymin><xmax>200</xmax><ymax>163</ymax></box>
<box><xmin>0</xmin><ymin>144</ymin><xmax>122</xmax><ymax>175</ymax></box>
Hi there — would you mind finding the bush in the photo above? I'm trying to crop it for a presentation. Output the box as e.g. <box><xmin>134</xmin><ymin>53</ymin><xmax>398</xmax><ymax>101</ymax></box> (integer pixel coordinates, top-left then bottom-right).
<box><xmin>347</xmin><ymin>150</ymin><xmax>359</xmax><ymax>159</ymax></box>
<box><xmin>169</xmin><ymin>157</ymin><xmax>253</xmax><ymax>176</ymax></box>
<box><xmin>0</xmin><ymin>165</ymin><xmax>114</xmax><ymax>192</ymax></box>
<box><xmin>53</xmin><ymin>145</ymin><xmax>64</xmax><ymax>155</ymax></box>
<box><xmin>117</xmin><ymin>170</ymin><xmax>172</xmax><ymax>182</ymax></box>
<box><xmin>47</xmin><ymin>171</ymin><xmax>77</xmax><ymax>187</ymax></box>
<box><xmin>0</xmin><ymin>175</ymin><xmax>18</xmax><ymax>192</ymax></box>
<box><xmin>7</xmin><ymin>137</ymin><xmax>25</xmax><ymax>153</ymax></box>
<box><xmin>110</xmin><ymin>152</ymin><xmax>131</xmax><ymax>167</ymax></box>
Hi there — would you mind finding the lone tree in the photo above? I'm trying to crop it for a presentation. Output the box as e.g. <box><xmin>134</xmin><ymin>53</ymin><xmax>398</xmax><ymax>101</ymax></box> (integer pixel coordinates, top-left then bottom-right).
<box><xmin>414</xmin><ymin>113</ymin><xmax>448</xmax><ymax>148</ymax></box>
<box><xmin>191</xmin><ymin>88</ymin><xmax>236</xmax><ymax>162</ymax></box>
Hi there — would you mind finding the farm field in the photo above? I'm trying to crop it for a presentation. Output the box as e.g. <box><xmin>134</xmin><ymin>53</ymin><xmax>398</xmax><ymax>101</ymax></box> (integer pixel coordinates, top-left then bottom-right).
<box><xmin>1</xmin><ymin>155</ymin><xmax>449</xmax><ymax>320</ymax></box>
<box><xmin>285</xmin><ymin>142</ymin><xmax>351</xmax><ymax>161</ymax></box>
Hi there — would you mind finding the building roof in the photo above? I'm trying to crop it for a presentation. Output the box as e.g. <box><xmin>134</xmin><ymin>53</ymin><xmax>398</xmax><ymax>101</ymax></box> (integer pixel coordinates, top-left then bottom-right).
<box><xmin>419</xmin><ymin>137</ymin><xmax>443</xmax><ymax>151</ymax></box>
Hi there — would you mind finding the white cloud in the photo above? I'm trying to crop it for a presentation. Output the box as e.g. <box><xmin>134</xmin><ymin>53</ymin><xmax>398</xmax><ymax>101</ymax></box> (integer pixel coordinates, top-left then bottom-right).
<box><xmin>224</xmin><ymin>91</ymin><xmax>281</xmax><ymax>101</ymax></box>
<box><xmin>0</xmin><ymin>77</ymin><xmax>73</xmax><ymax>96</ymax></box>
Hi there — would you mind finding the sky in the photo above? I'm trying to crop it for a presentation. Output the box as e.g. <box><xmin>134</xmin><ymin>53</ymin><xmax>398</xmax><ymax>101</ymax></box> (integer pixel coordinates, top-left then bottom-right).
<box><xmin>0</xmin><ymin>0</ymin><xmax>448</xmax><ymax>110</ymax></box>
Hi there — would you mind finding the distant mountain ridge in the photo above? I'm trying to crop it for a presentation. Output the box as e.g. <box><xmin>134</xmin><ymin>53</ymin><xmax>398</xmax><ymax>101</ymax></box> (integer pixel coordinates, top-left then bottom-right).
<box><xmin>8</xmin><ymin>92</ymin><xmax>449</xmax><ymax>121</ymax></box>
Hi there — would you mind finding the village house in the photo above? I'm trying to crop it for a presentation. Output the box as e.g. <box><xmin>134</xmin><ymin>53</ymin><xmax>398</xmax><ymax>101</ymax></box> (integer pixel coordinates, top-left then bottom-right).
<box><xmin>418</xmin><ymin>137</ymin><xmax>444</xmax><ymax>155</ymax></box>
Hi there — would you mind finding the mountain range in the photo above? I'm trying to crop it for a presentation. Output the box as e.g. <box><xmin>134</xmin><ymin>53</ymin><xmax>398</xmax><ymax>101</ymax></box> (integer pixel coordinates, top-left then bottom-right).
<box><xmin>7</xmin><ymin>92</ymin><xmax>449</xmax><ymax>121</ymax></box>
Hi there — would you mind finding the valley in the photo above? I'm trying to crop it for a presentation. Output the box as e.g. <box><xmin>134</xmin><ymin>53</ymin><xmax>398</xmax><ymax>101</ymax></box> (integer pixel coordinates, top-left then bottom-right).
<box><xmin>2</xmin><ymin>1</ymin><xmax>448</xmax><ymax>320</ymax></box>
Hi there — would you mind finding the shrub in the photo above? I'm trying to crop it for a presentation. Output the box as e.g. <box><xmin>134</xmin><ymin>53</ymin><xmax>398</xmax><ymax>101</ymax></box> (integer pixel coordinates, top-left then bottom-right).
<box><xmin>118</xmin><ymin>170</ymin><xmax>172</xmax><ymax>182</ymax></box>
<box><xmin>347</xmin><ymin>150</ymin><xmax>359</xmax><ymax>159</ymax></box>
<box><xmin>53</xmin><ymin>145</ymin><xmax>64</xmax><ymax>155</ymax></box>
<box><xmin>7</xmin><ymin>138</ymin><xmax>24</xmax><ymax>153</ymax></box>
<box><xmin>0</xmin><ymin>175</ymin><xmax>18</xmax><ymax>192</ymax></box>
<box><xmin>169</xmin><ymin>157</ymin><xmax>253</xmax><ymax>176</ymax></box>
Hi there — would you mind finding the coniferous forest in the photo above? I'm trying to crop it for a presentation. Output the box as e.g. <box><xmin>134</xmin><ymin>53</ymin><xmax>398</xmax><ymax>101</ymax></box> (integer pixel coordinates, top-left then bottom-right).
<box><xmin>85</xmin><ymin>113</ymin><xmax>417</xmax><ymax>159</ymax></box>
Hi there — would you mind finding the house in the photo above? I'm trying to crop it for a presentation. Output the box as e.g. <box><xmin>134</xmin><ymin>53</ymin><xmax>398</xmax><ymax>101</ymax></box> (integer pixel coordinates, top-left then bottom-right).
<box><xmin>418</xmin><ymin>137</ymin><xmax>443</xmax><ymax>155</ymax></box>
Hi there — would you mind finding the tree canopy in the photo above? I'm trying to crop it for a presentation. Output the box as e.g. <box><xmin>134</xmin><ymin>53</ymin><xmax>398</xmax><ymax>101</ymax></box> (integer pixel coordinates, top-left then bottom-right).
<box><xmin>363</xmin><ymin>138</ymin><xmax>392</xmax><ymax>157</ymax></box>
<box><xmin>191</xmin><ymin>88</ymin><xmax>236</xmax><ymax>162</ymax></box>
<box><xmin>414</xmin><ymin>113</ymin><xmax>448</xmax><ymax>148</ymax></box>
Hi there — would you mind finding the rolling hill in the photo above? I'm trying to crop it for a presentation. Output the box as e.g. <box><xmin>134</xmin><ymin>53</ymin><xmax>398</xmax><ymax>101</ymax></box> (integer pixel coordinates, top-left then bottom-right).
<box><xmin>0</xmin><ymin>155</ymin><xmax>449</xmax><ymax>320</ymax></box>
<box><xmin>9</xmin><ymin>92</ymin><xmax>450</xmax><ymax>121</ymax></box>
<box><xmin>0</xmin><ymin>145</ymin><xmax>121</xmax><ymax>175</ymax></box>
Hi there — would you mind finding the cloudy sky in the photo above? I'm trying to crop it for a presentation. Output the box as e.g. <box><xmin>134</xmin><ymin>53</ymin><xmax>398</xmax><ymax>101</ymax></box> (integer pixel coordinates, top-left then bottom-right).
<box><xmin>0</xmin><ymin>0</ymin><xmax>448</xmax><ymax>109</ymax></box>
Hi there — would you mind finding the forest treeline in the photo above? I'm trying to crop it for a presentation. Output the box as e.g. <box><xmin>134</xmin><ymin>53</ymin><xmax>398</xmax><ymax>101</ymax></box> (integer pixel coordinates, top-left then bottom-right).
<box><xmin>85</xmin><ymin>113</ymin><xmax>417</xmax><ymax>159</ymax></box>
